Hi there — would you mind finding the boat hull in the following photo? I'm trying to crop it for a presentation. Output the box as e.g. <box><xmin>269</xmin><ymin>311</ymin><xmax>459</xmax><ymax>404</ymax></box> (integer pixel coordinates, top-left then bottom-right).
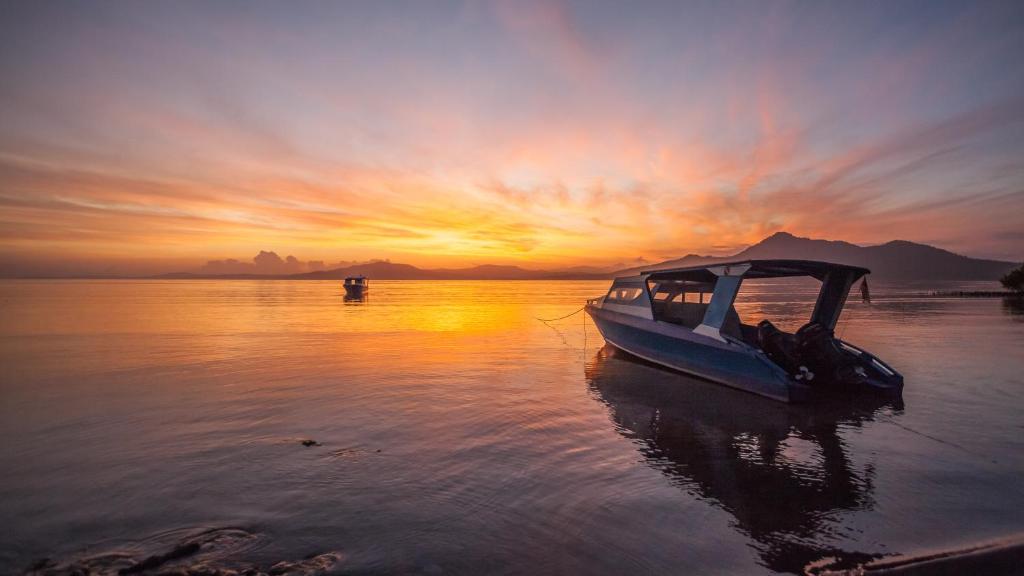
<box><xmin>344</xmin><ymin>284</ymin><xmax>367</xmax><ymax>298</ymax></box>
<box><xmin>586</xmin><ymin>304</ymin><xmax>805</xmax><ymax>403</ymax></box>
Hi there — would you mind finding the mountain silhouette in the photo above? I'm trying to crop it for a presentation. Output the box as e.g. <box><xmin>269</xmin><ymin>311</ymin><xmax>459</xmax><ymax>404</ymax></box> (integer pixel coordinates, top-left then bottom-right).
<box><xmin>150</xmin><ymin>233</ymin><xmax>1017</xmax><ymax>281</ymax></box>
<box><xmin>293</xmin><ymin>262</ymin><xmax>609</xmax><ymax>280</ymax></box>
<box><xmin>159</xmin><ymin>261</ymin><xmax>608</xmax><ymax>281</ymax></box>
<box><xmin>615</xmin><ymin>232</ymin><xmax>1017</xmax><ymax>280</ymax></box>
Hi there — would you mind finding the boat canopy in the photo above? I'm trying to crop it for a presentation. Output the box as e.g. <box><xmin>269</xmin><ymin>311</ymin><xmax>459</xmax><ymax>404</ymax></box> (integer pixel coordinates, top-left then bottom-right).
<box><xmin>636</xmin><ymin>260</ymin><xmax>869</xmax><ymax>334</ymax></box>
<box><xmin>642</xmin><ymin>259</ymin><xmax>868</xmax><ymax>282</ymax></box>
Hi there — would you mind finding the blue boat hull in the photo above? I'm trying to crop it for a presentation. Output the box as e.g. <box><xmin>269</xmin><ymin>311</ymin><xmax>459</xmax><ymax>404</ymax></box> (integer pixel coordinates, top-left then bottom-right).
<box><xmin>586</xmin><ymin>304</ymin><xmax>806</xmax><ymax>402</ymax></box>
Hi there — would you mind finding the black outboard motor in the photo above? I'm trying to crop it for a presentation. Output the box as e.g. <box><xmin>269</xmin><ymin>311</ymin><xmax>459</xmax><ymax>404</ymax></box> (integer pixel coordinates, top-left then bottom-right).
<box><xmin>759</xmin><ymin>320</ymin><xmax>903</xmax><ymax>394</ymax></box>
<box><xmin>793</xmin><ymin>323</ymin><xmax>853</xmax><ymax>386</ymax></box>
<box><xmin>758</xmin><ymin>320</ymin><xmax>800</xmax><ymax>373</ymax></box>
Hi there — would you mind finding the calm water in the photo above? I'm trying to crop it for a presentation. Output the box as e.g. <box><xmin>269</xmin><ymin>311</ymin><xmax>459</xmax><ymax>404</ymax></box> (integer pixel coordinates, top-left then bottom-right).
<box><xmin>1</xmin><ymin>280</ymin><xmax>1023</xmax><ymax>575</ymax></box>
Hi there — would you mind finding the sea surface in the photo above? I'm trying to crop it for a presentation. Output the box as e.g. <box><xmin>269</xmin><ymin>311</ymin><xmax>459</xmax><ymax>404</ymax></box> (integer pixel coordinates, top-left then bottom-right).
<box><xmin>1</xmin><ymin>279</ymin><xmax>1022</xmax><ymax>575</ymax></box>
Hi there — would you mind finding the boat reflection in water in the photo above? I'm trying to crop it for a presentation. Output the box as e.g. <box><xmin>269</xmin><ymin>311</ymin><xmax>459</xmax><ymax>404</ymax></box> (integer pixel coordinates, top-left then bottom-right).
<box><xmin>586</xmin><ymin>345</ymin><xmax>903</xmax><ymax>574</ymax></box>
<box><xmin>343</xmin><ymin>293</ymin><xmax>368</xmax><ymax>303</ymax></box>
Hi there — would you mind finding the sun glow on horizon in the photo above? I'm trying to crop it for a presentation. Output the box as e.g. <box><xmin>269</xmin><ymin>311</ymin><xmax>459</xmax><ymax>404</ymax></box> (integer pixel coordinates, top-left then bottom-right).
<box><xmin>1</xmin><ymin>1</ymin><xmax>1023</xmax><ymax>276</ymax></box>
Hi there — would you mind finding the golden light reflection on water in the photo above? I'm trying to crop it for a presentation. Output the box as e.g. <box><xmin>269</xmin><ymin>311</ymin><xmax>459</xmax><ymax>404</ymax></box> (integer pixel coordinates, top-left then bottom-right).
<box><xmin>0</xmin><ymin>280</ymin><xmax>576</xmax><ymax>336</ymax></box>
<box><xmin>0</xmin><ymin>280</ymin><xmax>607</xmax><ymax>380</ymax></box>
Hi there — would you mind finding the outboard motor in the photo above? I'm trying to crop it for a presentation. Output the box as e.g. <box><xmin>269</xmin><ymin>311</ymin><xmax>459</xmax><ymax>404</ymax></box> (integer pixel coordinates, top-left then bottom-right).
<box><xmin>758</xmin><ymin>320</ymin><xmax>799</xmax><ymax>372</ymax></box>
<box><xmin>760</xmin><ymin>321</ymin><xmax>903</xmax><ymax>394</ymax></box>
<box><xmin>794</xmin><ymin>323</ymin><xmax>850</xmax><ymax>386</ymax></box>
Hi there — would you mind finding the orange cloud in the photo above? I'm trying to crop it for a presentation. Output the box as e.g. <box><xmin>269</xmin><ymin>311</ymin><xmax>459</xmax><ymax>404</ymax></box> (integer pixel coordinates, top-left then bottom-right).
<box><xmin>1</xmin><ymin>2</ymin><xmax>1023</xmax><ymax>274</ymax></box>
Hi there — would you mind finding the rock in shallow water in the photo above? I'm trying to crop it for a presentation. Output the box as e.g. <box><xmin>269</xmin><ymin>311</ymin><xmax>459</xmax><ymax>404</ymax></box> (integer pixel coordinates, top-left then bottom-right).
<box><xmin>23</xmin><ymin>528</ymin><xmax>341</xmax><ymax>576</ymax></box>
<box><xmin>267</xmin><ymin>553</ymin><xmax>341</xmax><ymax>575</ymax></box>
<box><xmin>119</xmin><ymin>541</ymin><xmax>201</xmax><ymax>574</ymax></box>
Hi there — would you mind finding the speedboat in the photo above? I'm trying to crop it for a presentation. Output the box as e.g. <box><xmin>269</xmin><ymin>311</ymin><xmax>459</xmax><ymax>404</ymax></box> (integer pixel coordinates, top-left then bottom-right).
<box><xmin>585</xmin><ymin>260</ymin><xmax>903</xmax><ymax>402</ymax></box>
<box><xmin>343</xmin><ymin>276</ymin><xmax>368</xmax><ymax>298</ymax></box>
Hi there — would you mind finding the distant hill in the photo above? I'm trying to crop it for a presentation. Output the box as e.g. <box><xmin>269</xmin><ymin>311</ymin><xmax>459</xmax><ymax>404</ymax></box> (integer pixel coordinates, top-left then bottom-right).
<box><xmin>151</xmin><ymin>232</ymin><xmax>1017</xmax><ymax>282</ymax></box>
<box><xmin>295</xmin><ymin>261</ymin><xmax>431</xmax><ymax>280</ymax></box>
<box><xmin>159</xmin><ymin>260</ymin><xmax>609</xmax><ymax>281</ymax></box>
<box><xmin>292</xmin><ymin>261</ymin><xmax>596</xmax><ymax>280</ymax></box>
<box><xmin>615</xmin><ymin>232</ymin><xmax>1018</xmax><ymax>280</ymax></box>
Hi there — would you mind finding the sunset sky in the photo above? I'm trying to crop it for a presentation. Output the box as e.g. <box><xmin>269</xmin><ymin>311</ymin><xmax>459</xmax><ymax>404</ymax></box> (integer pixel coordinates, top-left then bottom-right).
<box><xmin>1</xmin><ymin>1</ymin><xmax>1023</xmax><ymax>275</ymax></box>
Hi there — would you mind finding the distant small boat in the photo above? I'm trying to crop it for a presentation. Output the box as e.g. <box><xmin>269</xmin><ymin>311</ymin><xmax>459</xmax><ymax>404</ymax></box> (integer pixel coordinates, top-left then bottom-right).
<box><xmin>585</xmin><ymin>259</ymin><xmax>903</xmax><ymax>403</ymax></box>
<box><xmin>343</xmin><ymin>276</ymin><xmax>368</xmax><ymax>298</ymax></box>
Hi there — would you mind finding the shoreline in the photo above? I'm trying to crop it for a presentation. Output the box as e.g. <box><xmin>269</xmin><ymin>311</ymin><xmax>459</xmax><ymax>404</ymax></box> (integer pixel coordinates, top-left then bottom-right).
<box><xmin>807</xmin><ymin>532</ymin><xmax>1024</xmax><ymax>575</ymax></box>
<box><xmin>927</xmin><ymin>290</ymin><xmax>1022</xmax><ymax>298</ymax></box>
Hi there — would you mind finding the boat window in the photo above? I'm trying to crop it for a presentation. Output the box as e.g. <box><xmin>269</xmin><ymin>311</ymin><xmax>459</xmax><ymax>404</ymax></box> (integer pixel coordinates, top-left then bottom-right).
<box><xmin>606</xmin><ymin>286</ymin><xmax>644</xmax><ymax>303</ymax></box>
<box><xmin>648</xmin><ymin>280</ymin><xmax>710</xmax><ymax>302</ymax></box>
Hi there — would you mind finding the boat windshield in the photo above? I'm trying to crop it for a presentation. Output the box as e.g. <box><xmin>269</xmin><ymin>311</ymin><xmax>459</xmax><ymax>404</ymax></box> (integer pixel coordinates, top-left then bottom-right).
<box><xmin>603</xmin><ymin>278</ymin><xmax>649</xmax><ymax>309</ymax></box>
<box><xmin>606</xmin><ymin>286</ymin><xmax>642</xmax><ymax>301</ymax></box>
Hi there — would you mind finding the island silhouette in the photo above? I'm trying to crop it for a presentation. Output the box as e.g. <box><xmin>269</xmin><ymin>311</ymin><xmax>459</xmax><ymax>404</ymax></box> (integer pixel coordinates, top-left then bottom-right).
<box><xmin>151</xmin><ymin>232</ymin><xmax>1017</xmax><ymax>282</ymax></box>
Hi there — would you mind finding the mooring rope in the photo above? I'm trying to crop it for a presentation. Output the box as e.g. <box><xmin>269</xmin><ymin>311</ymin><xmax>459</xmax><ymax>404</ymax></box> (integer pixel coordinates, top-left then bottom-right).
<box><xmin>534</xmin><ymin>306</ymin><xmax>586</xmax><ymax>323</ymax></box>
<box><xmin>536</xmin><ymin>305</ymin><xmax>590</xmax><ymax>355</ymax></box>
<box><xmin>876</xmin><ymin>413</ymin><xmax>998</xmax><ymax>463</ymax></box>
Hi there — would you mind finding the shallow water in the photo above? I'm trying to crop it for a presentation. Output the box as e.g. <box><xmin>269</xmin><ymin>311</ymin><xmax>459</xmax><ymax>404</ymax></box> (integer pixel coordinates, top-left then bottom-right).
<box><xmin>1</xmin><ymin>280</ymin><xmax>1022</xmax><ymax>574</ymax></box>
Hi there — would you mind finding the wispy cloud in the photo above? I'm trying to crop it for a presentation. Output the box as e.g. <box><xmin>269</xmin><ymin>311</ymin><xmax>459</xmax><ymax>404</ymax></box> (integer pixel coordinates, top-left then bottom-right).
<box><xmin>0</xmin><ymin>1</ymin><xmax>1022</xmax><ymax>273</ymax></box>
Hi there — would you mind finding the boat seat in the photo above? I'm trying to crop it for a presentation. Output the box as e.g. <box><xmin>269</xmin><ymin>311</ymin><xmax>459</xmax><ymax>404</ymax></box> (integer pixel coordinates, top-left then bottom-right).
<box><xmin>680</xmin><ymin>302</ymin><xmax>709</xmax><ymax>328</ymax></box>
<box><xmin>653</xmin><ymin>300</ymin><xmax>705</xmax><ymax>328</ymax></box>
<box><xmin>678</xmin><ymin>303</ymin><xmax>743</xmax><ymax>339</ymax></box>
<box><xmin>653</xmin><ymin>300</ymin><xmax>745</xmax><ymax>340</ymax></box>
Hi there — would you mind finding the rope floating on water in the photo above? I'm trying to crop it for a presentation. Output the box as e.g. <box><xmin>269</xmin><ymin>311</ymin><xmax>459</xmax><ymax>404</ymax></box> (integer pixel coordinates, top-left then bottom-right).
<box><xmin>534</xmin><ymin>306</ymin><xmax>586</xmax><ymax>323</ymax></box>
<box><xmin>878</xmin><ymin>413</ymin><xmax>998</xmax><ymax>463</ymax></box>
<box><xmin>536</xmin><ymin>306</ymin><xmax>590</xmax><ymax>355</ymax></box>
